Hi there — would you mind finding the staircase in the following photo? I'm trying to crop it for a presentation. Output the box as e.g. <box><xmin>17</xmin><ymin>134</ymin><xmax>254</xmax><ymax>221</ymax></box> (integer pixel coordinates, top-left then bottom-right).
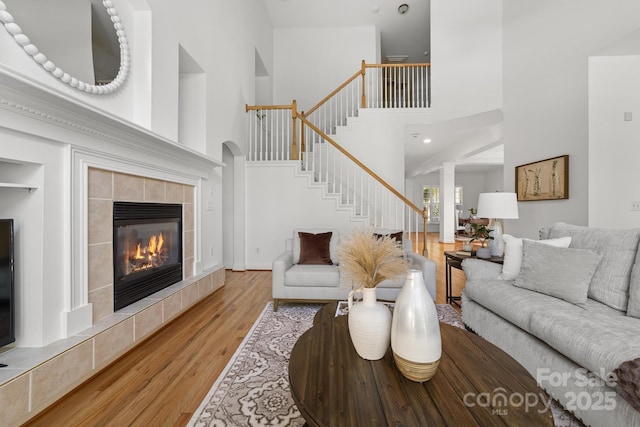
<box><xmin>245</xmin><ymin>61</ymin><xmax>431</xmax><ymax>254</ymax></box>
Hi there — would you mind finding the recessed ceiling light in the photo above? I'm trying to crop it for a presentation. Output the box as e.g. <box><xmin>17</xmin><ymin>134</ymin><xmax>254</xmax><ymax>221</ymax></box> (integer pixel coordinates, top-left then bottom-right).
<box><xmin>398</xmin><ymin>4</ymin><xmax>409</xmax><ymax>15</ymax></box>
<box><xmin>423</xmin><ymin>138</ymin><xmax>432</xmax><ymax>144</ymax></box>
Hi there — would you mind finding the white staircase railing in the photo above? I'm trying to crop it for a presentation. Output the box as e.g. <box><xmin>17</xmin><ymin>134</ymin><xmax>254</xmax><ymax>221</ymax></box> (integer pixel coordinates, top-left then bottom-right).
<box><xmin>297</xmin><ymin>116</ymin><xmax>428</xmax><ymax>255</ymax></box>
<box><xmin>246</xmin><ymin>103</ymin><xmax>297</xmax><ymax>161</ymax></box>
<box><xmin>244</xmin><ymin>61</ymin><xmax>431</xmax><ymax>255</ymax></box>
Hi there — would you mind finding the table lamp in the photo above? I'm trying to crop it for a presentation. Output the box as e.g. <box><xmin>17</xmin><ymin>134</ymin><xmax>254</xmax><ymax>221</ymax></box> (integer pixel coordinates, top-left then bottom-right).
<box><xmin>476</xmin><ymin>192</ymin><xmax>519</xmax><ymax>257</ymax></box>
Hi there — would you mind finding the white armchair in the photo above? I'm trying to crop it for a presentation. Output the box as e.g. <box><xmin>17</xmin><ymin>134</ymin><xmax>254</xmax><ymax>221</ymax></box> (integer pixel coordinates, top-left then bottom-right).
<box><xmin>272</xmin><ymin>228</ymin><xmax>437</xmax><ymax>311</ymax></box>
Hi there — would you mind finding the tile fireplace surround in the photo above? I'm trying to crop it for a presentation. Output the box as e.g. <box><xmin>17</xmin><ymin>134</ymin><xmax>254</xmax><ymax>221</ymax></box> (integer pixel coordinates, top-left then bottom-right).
<box><xmin>0</xmin><ymin>167</ymin><xmax>225</xmax><ymax>425</ymax></box>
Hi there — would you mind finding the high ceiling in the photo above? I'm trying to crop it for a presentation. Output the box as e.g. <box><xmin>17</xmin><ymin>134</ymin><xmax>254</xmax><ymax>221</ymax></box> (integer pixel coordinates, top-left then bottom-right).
<box><xmin>263</xmin><ymin>0</ymin><xmax>503</xmax><ymax>177</ymax></box>
<box><xmin>263</xmin><ymin>0</ymin><xmax>430</xmax><ymax>64</ymax></box>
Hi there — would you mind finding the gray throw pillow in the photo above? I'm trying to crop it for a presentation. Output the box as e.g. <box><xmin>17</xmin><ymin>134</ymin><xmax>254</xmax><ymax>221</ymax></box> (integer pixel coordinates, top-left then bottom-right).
<box><xmin>514</xmin><ymin>239</ymin><xmax>603</xmax><ymax>306</ymax></box>
<box><xmin>545</xmin><ymin>222</ymin><xmax>640</xmax><ymax>310</ymax></box>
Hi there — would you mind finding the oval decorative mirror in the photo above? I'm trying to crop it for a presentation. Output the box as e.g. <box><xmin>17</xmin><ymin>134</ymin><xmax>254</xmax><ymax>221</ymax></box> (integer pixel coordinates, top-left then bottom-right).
<box><xmin>0</xmin><ymin>0</ymin><xmax>129</xmax><ymax>95</ymax></box>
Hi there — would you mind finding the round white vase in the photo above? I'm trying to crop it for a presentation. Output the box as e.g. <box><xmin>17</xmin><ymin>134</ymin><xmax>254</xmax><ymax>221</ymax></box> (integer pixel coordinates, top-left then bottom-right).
<box><xmin>348</xmin><ymin>287</ymin><xmax>392</xmax><ymax>360</ymax></box>
<box><xmin>391</xmin><ymin>269</ymin><xmax>442</xmax><ymax>382</ymax></box>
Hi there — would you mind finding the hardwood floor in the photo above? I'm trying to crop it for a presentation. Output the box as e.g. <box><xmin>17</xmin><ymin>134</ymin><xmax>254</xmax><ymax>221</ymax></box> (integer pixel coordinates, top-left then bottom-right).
<box><xmin>25</xmin><ymin>233</ymin><xmax>465</xmax><ymax>427</ymax></box>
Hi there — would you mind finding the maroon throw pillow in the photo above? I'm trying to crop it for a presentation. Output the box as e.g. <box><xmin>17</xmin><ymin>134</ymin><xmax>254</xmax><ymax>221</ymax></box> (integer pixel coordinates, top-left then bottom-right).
<box><xmin>298</xmin><ymin>232</ymin><xmax>333</xmax><ymax>265</ymax></box>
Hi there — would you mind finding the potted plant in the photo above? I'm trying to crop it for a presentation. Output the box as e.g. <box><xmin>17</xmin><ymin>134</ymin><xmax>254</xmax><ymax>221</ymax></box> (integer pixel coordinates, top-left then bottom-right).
<box><xmin>470</xmin><ymin>224</ymin><xmax>493</xmax><ymax>259</ymax></box>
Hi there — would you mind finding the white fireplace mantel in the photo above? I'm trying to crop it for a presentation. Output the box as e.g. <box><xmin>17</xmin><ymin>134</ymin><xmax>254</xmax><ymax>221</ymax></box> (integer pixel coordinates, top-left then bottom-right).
<box><xmin>0</xmin><ymin>66</ymin><xmax>224</xmax><ymax>347</ymax></box>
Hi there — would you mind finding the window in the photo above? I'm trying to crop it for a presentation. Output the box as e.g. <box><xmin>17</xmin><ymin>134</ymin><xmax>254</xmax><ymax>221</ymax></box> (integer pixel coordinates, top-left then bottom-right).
<box><xmin>455</xmin><ymin>186</ymin><xmax>463</xmax><ymax>205</ymax></box>
<box><xmin>422</xmin><ymin>185</ymin><xmax>463</xmax><ymax>223</ymax></box>
<box><xmin>423</xmin><ymin>186</ymin><xmax>440</xmax><ymax>223</ymax></box>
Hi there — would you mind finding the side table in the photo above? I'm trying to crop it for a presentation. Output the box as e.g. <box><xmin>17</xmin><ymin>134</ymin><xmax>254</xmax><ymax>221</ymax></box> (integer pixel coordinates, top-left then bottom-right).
<box><xmin>444</xmin><ymin>250</ymin><xmax>503</xmax><ymax>305</ymax></box>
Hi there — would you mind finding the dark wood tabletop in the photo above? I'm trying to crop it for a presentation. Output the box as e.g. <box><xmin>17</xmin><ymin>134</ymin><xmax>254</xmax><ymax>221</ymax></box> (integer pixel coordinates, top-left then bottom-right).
<box><xmin>289</xmin><ymin>302</ymin><xmax>554</xmax><ymax>427</ymax></box>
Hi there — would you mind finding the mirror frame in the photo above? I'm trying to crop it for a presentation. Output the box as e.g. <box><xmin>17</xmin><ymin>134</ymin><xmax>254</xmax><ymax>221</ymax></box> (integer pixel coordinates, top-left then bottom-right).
<box><xmin>0</xmin><ymin>0</ymin><xmax>130</xmax><ymax>95</ymax></box>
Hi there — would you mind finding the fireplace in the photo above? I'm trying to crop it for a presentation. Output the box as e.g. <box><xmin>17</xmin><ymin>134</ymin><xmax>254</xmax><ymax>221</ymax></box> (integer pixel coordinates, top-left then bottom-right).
<box><xmin>113</xmin><ymin>202</ymin><xmax>183</xmax><ymax>311</ymax></box>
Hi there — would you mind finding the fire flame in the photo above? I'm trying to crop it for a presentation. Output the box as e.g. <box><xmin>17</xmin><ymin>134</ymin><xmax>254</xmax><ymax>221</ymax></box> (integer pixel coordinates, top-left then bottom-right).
<box><xmin>149</xmin><ymin>233</ymin><xmax>164</xmax><ymax>256</ymax></box>
<box><xmin>129</xmin><ymin>232</ymin><xmax>167</xmax><ymax>269</ymax></box>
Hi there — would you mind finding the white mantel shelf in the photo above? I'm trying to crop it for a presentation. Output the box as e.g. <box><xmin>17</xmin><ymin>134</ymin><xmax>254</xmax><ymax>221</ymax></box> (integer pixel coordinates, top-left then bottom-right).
<box><xmin>0</xmin><ymin>65</ymin><xmax>225</xmax><ymax>171</ymax></box>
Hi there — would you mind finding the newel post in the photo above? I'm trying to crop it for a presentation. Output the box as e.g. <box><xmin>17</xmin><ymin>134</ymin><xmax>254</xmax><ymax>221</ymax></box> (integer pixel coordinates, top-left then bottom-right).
<box><xmin>422</xmin><ymin>207</ymin><xmax>429</xmax><ymax>257</ymax></box>
<box><xmin>291</xmin><ymin>100</ymin><xmax>298</xmax><ymax>160</ymax></box>
<box><xmin>300</xmin><ymin>111</ymin><xmax>306</xmax><ymax>156</ymax></box>
<box><xmin>361</xmin><ymin>59</ymin><xmax>367</xmax><ymax>108</ymax></box>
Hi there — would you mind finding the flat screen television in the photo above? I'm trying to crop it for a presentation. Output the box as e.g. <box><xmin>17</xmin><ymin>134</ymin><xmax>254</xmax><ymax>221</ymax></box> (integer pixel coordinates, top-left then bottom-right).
<box><xmin>0</xmin><ymin>219</ymin><xmax>15</xmax><ymax>347</ymax></box>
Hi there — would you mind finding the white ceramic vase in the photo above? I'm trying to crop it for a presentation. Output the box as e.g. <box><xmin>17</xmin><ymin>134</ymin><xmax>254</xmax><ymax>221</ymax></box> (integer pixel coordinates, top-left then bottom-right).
<box><xmin>475</xmin><ymin>246</ymin><xmax>491</xmax><ymax>259</ymax></box>
<box><xmin>347</xmin><ymin>287</ymin><xmax>392</xmax><ymax>360</ymax></box>
<box><xmin>391</xmin><ymin>269</ymin><xmax>442</xmax><ymax>382</ymax></box>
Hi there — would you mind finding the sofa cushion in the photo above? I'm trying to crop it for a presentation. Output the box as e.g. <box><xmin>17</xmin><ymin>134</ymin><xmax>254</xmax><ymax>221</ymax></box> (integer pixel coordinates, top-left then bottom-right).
<box><xmin>498</xmin><ymin>234</ymin><xmax>572</xmax><ymax>280</ymax></box>
<box><xmin>298</xmin><ymin>232</ymin><xmax>333</xmax><ymax>265</ymax></box>
<box><xmin>284</xmin><ymin>264</ymin><xmax>340</xmax><ymax>288</ymax></box>
<box><xmin>292</xmin><ymin>228</ymin><xmax>339</xmax><ymax>265</ymax></box>
<box><xmin>529</xmin><ymin>302</ymin><xmax>640</xmax><ymax>381</ymax></box>
<box><xmin>545</xmin><ymin>223</ymin><xmax>640</xmax><ymax>311</ymax></box>
<box><xmin>463</xmin><ymin>278</ymin><xmax>572</xmax><ymax>333</ymax></box>
<box><xmin>513</xmin><ymin>240</ymin><xmax>602</xmax><ymax>306</ymax></box>
<box><xmin>626</xmin><ymin>248</ymin><xmax>640</xmax><ymax>318</ymax></box>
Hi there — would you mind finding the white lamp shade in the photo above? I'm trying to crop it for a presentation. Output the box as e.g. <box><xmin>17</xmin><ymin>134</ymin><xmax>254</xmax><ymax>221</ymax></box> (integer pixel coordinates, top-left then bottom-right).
<box><xmin>476</xmin><ymin>192</ymin><xmax>519</xmax><ymax>219</ymax></box>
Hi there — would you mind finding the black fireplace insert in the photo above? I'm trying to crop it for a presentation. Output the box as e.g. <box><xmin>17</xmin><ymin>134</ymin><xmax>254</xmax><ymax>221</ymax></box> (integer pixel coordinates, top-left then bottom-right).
<box><xmin>113</xmin><ymin>202</ymin><xmax>182</xmax><ymax>311</ymax></box>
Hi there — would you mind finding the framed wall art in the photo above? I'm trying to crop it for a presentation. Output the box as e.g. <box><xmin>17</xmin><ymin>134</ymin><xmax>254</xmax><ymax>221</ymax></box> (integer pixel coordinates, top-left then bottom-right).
<box><xmin>515</xmin><ymin>155</ymin><xmax>568</xmax><ymax>201</ymax></box>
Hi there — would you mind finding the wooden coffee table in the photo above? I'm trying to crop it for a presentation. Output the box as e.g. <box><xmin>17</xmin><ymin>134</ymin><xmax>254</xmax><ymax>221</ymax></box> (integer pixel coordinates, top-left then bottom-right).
<box><xmin>289</xmin><ymin>302</ymin><xmax>554</xmax><ymax>426</ymax></box>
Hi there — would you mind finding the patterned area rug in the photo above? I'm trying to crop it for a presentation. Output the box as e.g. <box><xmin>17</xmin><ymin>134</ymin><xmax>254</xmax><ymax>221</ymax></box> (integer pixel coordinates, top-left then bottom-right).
<box><xmin>188</xmin><ymin>302</ymin><xmax>583</xmax><ymax>427</ymax></box>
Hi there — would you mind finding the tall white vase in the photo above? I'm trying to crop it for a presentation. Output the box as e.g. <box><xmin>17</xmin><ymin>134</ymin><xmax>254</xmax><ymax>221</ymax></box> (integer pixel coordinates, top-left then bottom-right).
<box><xmin>391</xmin><ymin>269</ymin><xmax>442</xmax><ymax>382</ymax></box>
<box><xmin>348</xmin><ymin>287</ymin><xmax>392</xmax><ymax>360</ymax></box>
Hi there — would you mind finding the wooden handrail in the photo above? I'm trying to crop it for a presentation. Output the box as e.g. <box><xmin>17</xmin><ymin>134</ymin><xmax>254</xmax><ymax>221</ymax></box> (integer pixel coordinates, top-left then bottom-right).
<box><xmin>303</xmin><ymin>69</ymin><xmax>363</xmax><ymax>117</ymax></box>
<box><xmin>365</xmin><ymin>62</ymin><xmax>431</xmax><ymax>69</ymax></box>
<box><xmin>297</xmin><ymin>114</ymin><xmax>423</xmax><ymax>216</ymax></box>
<box><xmin>245</xmin><ymin>104</ymin><xmax>294</xmax><ymax>111</ymax></box>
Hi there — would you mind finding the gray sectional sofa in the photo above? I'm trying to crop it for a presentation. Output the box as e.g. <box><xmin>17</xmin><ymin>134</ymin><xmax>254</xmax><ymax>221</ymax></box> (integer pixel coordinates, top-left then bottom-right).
<box><xmin>272</xmin><ymin>228</ymin><xmax>436</xmax><ymax>311</ymax></box>
<box><xmin>462</xmin><ymin>223</ymin><xmax>640</xmax><ymax>427</ymax></box>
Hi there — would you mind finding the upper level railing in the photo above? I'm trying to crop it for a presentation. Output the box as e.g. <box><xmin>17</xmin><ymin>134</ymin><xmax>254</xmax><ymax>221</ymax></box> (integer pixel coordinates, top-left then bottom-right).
<box><xmin>304</xmin><ymin>60</ymin><xmax>430</xmax><ymax>138</ymax></box>
<box><xmin>246</xmin><ymin>102</ymin><xmax>298</xmax><ymax>161</ymax></box>
<box><xmin>245</xmin><ymin>61</ymin><xmax>430</xmax><ymax>161</ymax></box>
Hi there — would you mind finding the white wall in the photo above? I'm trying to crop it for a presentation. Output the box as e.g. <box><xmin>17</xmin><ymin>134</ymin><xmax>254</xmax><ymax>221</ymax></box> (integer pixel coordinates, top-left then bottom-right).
<box><xmin>484</xmin><ymin>167</ymin><xmax>504</xmax><ymax>193</ymax></box>
<box><xmin>245</xmin><ymin>163</ymin><xmax>367</xmax><ymax>269</ymax></box>
<box><xmin>503</xmin><ymin>0</ymin><xmax>640</xmax><ymax>238</ymax></box>
<box><xmin>273</xmin><ymin>26</ymin><xmax>378</xmax><ymax>111</ymax></box>
<box><xmin>589</xmin><ymin>55</ymin><xmax>640</xmax><ymax>228</ymax></box>
<box><xmin>335</xmin><ymin>110</ymin><xmax>431</xmax><ymax>191</ymax></box>
<box><xmin>430</xmin><ymin>0</ymin><xmax>502</xmax><ymax>122</ymax></box>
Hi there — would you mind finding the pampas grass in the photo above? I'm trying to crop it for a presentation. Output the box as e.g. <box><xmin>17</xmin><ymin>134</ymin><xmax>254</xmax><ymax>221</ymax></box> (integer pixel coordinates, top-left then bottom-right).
<box><xmin>337</xmin><ymin>228</ymin><xmax>409</xmax><ymax>291</ymax></box>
